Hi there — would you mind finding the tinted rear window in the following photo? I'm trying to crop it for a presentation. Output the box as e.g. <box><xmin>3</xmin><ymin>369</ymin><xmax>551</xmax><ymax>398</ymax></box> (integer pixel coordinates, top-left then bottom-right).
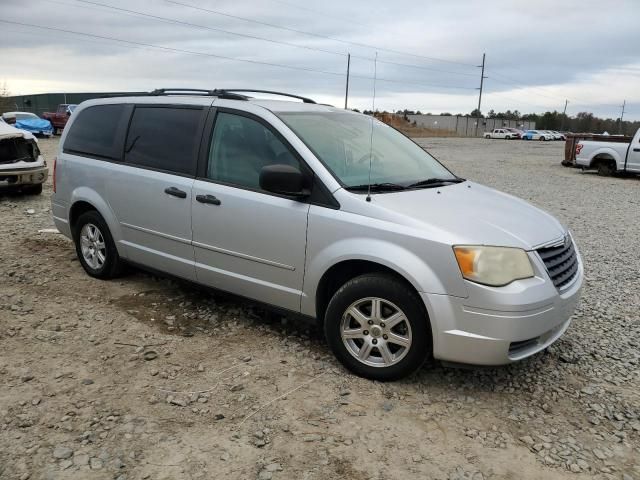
<box><xmin>124</xmin><ymin>106</ymin><xmax>203</xmax><ymax>175</ymax></box>
<box><xmin>64</xmin><ymin>104</ymin><xmax>129</xmax><ymax>160</ymax></box>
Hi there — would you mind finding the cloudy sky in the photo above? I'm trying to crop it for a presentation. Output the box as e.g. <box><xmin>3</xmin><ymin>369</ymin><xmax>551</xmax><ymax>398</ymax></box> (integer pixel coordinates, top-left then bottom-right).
<box><xmin>1</xmin><ymin>0</ymin><xmax>639</xmax><ymax>119</ymax></box>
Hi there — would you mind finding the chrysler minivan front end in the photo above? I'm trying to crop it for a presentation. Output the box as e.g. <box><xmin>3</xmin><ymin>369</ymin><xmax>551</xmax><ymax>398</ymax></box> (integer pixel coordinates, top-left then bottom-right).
<box><xmin>280</xmin><ymin>108</ymin><xmax>583</xmax><ymax>372</ymax></box>
<box><xmin>425</xmin><ymin>234</ymin><xmax>583</xmax><ymax>366</ymax></box>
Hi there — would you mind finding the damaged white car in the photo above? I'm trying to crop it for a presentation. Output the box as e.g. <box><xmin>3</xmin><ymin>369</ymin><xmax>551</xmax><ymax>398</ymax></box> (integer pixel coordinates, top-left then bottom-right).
<box><xmin>0</xmin><ymin>121</ymin><xmax>48</xmax><ymax>195</ymax></box>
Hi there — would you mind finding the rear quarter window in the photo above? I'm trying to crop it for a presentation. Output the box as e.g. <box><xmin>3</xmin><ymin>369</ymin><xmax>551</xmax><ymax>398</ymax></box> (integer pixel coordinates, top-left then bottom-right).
<box><xmin>124</xmin><ymin>106</ymin><xmax>204</xmax><ymax>176</ymax></box>
<box><xmin>63</xmin><ymin>104</ymin><xmax>129</xmax><ymax>160</ymax></box>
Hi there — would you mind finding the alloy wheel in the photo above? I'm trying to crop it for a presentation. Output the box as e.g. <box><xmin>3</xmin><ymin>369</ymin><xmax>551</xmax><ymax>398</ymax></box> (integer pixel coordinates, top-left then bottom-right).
<box><xmin>80</xmin><ymin>223</ymin><xmax>106</xmax><ymax>270</ymax></box>
<box><xmin>340</xmin><ymin>297</ymin><xmax>412</xmax><ymax>368</ymax></box>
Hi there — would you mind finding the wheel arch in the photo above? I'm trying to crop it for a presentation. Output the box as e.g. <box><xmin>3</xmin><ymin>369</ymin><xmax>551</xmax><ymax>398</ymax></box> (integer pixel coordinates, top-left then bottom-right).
<box><xmin>589</xmin><ymin>149</ymin><xmax>619</xmax><ymax>168</ymax></box>
<box><xmin>68</xmin><ymin>187</ymin><xmax>126</xmax><ymax>257</ymax></box>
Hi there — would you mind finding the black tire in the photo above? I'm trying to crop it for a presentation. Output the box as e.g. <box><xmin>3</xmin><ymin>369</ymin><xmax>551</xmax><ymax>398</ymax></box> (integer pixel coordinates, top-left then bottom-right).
<box><xmin>73</xmin><ymin>210</ymin><xmax>124</xmax><ymax>279</ymax></box>
<box><xmin>539</xmin><ymin>136</ymin><xmax>546</xmax><ymax>141</ymax></box>
<box><xmin>324</xmin><ymin>274</ymin><xmax>431</xmax><ymax>381</ymax></box>
<box><xmin>22</xmin><ymin>184</ymin><xmax>43</xmax><ymax>195</ymax></box>
<box><xmin>597</xmin><ymin>160</ymin><xmax>615</xmax><ymax>176</ymax></box>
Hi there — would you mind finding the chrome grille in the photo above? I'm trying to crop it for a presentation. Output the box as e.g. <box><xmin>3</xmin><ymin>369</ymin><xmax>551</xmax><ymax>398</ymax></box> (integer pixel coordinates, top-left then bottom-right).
<box><xmin>537</xmin><ymin>236</ymin><xmax>579</xmax><ymax>289</ymax></box>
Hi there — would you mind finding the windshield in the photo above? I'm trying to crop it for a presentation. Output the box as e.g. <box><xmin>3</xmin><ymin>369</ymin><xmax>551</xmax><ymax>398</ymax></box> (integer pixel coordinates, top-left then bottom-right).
<box><xmin>277</xmin><ymin>111</ymin><xmax>457</xmax><ymax>188</ymax></box>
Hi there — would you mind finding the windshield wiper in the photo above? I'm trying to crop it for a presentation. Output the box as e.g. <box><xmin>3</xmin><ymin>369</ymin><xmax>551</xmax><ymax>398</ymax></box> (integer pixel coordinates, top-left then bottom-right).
<box><xmin>407</xmin><ymin>177</ymin><xmax>465</xmax><ymax>188</ymax></box>
<box><xmin>345</xmin><ymin>182</ymin><xmax>407</xmax><ymax>192</ymax></box>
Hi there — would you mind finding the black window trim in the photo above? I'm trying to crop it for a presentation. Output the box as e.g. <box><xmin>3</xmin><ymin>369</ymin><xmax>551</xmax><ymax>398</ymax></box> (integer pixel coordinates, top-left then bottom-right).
<box><xmin>62</xmin><ymin>104</ymin><xmax>133</xmax><ymax>161</ymax></box>
<box><xmin>121</xmin><ymin>103</ymin><xmax>207</xmax><ymax>179</ymax></box>
<box><xmin>196</xmin><ymin>106</ymin><xmax>339</xmax><ymax>209</ymax></box>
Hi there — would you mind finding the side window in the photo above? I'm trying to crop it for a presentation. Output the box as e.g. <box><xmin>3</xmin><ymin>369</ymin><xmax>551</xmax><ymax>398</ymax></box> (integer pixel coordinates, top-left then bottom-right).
<box><xmin>206</xmin><ymin>112</ymin><xmax>299</xmax><ymax>190</ymax></box>
<box><xmin>63</xmin><ymin>104</ymin><xmax>129</xmax><ymax>160</ymax></box>
<box><xmin>124</xmin><ymin>106</ymin><xmax>203</xmax><ymax>175</ymax></box>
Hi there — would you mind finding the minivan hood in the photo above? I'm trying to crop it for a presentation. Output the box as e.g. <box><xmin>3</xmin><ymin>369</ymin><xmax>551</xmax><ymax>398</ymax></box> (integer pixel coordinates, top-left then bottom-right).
<box><xmin>365</xmin><ymin>181</ymin><xmax>565</xmax><ymax>249</ymax></box>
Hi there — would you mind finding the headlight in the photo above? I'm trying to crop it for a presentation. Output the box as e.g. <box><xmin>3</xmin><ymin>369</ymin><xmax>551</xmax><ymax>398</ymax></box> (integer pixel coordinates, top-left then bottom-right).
<box><xmin>453</xmin><ymin>246</ymin><xmax>534</xmax><ymax>287</ymax></box>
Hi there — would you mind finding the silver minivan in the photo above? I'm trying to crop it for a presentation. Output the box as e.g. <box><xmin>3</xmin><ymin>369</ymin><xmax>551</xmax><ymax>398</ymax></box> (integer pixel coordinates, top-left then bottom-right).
<box><xmin>51</xmin><ymin>89</ymin><xmax>583</xmax><ymax>380</ymax></box>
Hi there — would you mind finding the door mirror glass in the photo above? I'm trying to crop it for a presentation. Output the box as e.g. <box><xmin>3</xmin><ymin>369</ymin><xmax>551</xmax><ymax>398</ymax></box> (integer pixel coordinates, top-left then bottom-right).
<box><xmin>260</xmin><ymin>164</ymin><xmax>307</xmax><ymax>196</ymax></box>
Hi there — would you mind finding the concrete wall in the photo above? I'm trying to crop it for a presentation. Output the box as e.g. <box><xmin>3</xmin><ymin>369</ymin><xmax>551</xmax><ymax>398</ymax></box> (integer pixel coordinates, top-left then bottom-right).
<box><xmin>407</xmin><ymin>115</ymin><xmax>536</xmax><ymax>137</ymax></box>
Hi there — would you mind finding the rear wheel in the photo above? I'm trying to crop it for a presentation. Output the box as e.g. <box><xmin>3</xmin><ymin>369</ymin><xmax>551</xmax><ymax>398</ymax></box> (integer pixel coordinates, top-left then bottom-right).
<box><xmin>324</xmin><ymin>274</ymin><xmax>431</xmax><ymax>381</ymax></box>
<box><xmin>539</xmin><ymin>136</ymin><xmax>546</xmax><ymax>141</ymax></box>
<box><xmin>597</xmin><ymin>160</ymin><xmax>615</xmax><ymax>176</ymax></box>
<box><xmin>73</xmin><ymin>210</ymin><xmax>124</xmax><ymax>279</ymax></box>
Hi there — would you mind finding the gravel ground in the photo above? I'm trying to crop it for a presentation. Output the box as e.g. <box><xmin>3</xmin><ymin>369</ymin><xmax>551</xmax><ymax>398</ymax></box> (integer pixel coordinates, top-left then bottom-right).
<box><xmin>0</xmin><ymin>137</ymin><xmax>638</xmax><ymax>480</ymax></box>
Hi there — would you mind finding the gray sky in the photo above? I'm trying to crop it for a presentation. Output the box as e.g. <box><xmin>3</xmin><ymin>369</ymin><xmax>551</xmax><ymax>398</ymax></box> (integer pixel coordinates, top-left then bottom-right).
<box><xmin>1</xmin><ymin>0</ymin><xmax>639</xmax><ymax>119</ymax></box>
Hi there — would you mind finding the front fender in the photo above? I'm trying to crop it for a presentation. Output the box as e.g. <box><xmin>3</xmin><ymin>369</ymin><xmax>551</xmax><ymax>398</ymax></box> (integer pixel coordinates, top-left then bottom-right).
<box><xmin>70</xmin><ymin>186</ymin><xmax>127</xmax><ymax>258</ymax></box>
<box><xmin>301</xmin><ymin>237</ymin><xmax>465</xmax><ymax>317</ymax></box>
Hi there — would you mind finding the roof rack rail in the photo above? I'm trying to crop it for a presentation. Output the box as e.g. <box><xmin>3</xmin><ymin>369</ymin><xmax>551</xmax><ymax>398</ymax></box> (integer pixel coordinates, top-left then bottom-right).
<box><xmin>221</xmin><ymin>89</ymin><xmax>316</xmax><ymax>104</ymax></box>
<box><xmin>149</xmin><ymin>88</ymin><xmax>248</xmax><ymax>100</ymax></box>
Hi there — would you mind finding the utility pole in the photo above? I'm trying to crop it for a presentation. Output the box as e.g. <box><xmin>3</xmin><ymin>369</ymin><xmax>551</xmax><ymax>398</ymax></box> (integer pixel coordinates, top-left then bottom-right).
<box><xmin>475</xmin><ymin>53</ymin><xmax>486</xmax><ymax>136</ymax></box>
<box><xmin>619</xmin><ymin>100</ymin><xmax>626</xmax><ymax>134</ymax></box>
<box><xmin>561</xmin><ymin>99</ymin><xmax>568</xmax><ymax>131</ymax></box>
<box><xmin>344</xmin><ymin>53</ymin><xmax>351</xmax><ymax>110</ymax></box>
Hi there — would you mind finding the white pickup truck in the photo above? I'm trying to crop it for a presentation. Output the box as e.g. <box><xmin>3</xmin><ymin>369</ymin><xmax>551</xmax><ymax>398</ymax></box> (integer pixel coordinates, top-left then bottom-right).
<box><xmin>575</xmin><ymin>129</ymin><xmax>640</xmax><ymax>176</ymax></box>
<box><xmin>484</xmin><ymin>128</ymin><xmax>517</xmax><ymax>139</ymax></box>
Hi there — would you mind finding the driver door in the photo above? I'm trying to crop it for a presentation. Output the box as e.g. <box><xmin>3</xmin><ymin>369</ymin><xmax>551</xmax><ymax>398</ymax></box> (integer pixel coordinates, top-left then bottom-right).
<box><xmin>191</xmin><ymin>109</ymin><xmax>310</xmax><ymax>311</ymax></box>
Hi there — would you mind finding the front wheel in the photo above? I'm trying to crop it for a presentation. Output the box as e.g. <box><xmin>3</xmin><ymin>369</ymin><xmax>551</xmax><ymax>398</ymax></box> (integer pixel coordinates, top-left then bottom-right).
<box><xmin>324</xmin><ymin>274</ymin><xmax>431</xmax><ymax>381</ymax></box>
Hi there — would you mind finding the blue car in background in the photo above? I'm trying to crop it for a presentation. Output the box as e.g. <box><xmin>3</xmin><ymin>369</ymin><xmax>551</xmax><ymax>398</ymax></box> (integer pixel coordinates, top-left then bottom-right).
<box><xmin>2</xmin><ymin>111</ymin><xmax>53</xmax><ymax>137</ymax></box>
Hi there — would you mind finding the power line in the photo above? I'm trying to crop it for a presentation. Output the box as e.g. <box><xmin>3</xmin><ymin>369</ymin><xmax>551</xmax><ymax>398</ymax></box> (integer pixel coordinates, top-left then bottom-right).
<box><xmin>0</xmin><ymin>19</ymin><xmax>477</xmax><ymax>92</ymax></box>
<box><xmin>265</xmin><ymin>0</ymin><xmax>371</xmax><ymax>29</ymax></box>
<box><xmin>164</xmin><ymin>0</ymin><xmax>479</xmax><ymax>67</ymax></box>
<box><xmin>486</xmin><ymin>71</ymin><xmax>602</xmax><ymax>108</ymax></box>
<box><xmin>68</xmin><ymin>0</ymin><xmax>479</xmax><ymax>78</ymax></box>
<box><xmin>73</xmin><ymin>0</ymin><xmax>351</xmax><ymax>59</ymax></box>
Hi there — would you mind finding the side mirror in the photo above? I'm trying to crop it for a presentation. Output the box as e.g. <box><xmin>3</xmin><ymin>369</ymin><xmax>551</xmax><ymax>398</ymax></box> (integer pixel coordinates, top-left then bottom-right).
<box><xmin>260</xmin><ymin>164</ymin><xmax>308</xmax><ymax>197</ymax></box>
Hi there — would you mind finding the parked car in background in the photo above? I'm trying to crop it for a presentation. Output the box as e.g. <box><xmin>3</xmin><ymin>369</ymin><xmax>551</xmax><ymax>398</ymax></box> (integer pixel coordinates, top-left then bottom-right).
<box><xmin>505</xmin><ymin>128</ymin><xmax>523</xmax><ymax>139</ymax></box>
<box><xmin>484</xmin><ymin>128</ymin><xmax>517</xmax><ymax>139</ymax></box>
<box><xmin>0</xmin><ymin>121</ymin><xmax>48</xmax><ymax>194</ymax></box>
<box><xmin>575</xmin><ymin>128</ymin><xmax>640</xmax><ymax>176</ymax></box>
<box><xmin>522</xmin><ymin>130</ymin><xmax>554</xmax><ymax>141</ymax></box>
<box><xmin>548</xmin><ymin>130</ymin><xmax>566</xmax><ymax>141</ymax></box>
<box><xmin>42</xmin><ymin>104</ymin><xmax>77</xmax><ymax>135</ymax></box>
<box><xmin>541</xmin><ymin>130</ymin><xmax>562</xmax><ymax>141</ymax></box>
<box><xmin>51</xmin><ymin>88</ymin><xmax>583</xmax><ymax>381</ymax></box>
<box><xmin>2</xmin><ymin>112</ymin><xmax>53</xmax><ymax>137</ymax></box>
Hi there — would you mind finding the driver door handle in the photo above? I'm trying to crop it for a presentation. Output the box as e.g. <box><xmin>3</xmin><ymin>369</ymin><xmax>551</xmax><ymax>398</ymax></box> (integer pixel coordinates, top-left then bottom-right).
<box><xmin>633</xmin><ymin>148</ymin><xmax>640</xmax><ymax>152</ymax></box>
<box><xmin>196</xmin><ymin>194</ymin><xmax>221</xmax><ymax>206</ymax></box>
<box><xmin>164</xmin><ymin>186</ymin><xmax>187</xmax><ymax>198</ymax></box>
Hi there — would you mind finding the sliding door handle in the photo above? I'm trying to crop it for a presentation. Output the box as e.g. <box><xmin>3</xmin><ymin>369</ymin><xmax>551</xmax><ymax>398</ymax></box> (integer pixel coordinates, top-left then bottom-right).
<box><xmin>164</xmin><ymin>187</ymin><xmax>187</xmax><ymax>198</ymax></box>
<box><xmin>196</xmin><ymin>194</ymin><xmax>221</xmax><ymax>206</ymax></box>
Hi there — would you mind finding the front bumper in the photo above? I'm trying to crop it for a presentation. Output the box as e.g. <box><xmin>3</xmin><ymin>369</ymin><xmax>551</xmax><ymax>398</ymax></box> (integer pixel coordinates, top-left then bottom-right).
<box><xmin>0</xmin><ymin>165</ymin><xmax>48</xmax><ymax>187</ymax></box>
<box><xmin>422</xmin><ymin>249</ymin><xmax>583</xmax><ymax>366</ymax></box>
